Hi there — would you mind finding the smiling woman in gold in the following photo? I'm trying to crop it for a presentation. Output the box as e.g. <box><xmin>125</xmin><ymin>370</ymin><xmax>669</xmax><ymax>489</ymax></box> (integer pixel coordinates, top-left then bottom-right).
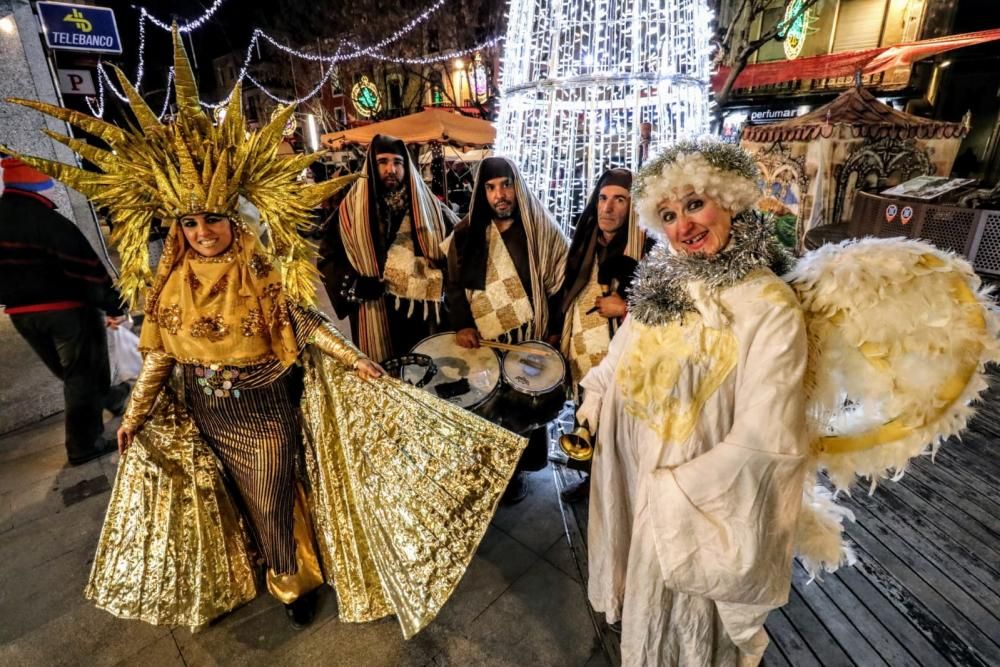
<box><xmin>4</xmin><ymin>28</ymin><xmax>524</xmax><ymax>637</ymax></box>
<box><xmin>115</xmin><ymin>203</ymin><xmax>383</xmax><ymax>627</ymax></box>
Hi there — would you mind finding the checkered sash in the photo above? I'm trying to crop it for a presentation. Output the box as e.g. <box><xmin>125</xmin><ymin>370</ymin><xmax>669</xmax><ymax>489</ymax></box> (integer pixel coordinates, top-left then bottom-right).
<box><xmin>562</xmin><ymin>262</ymin><xmax>614</xmax><ymax>384</ymax></box>
<box><xmin>560</xmin><ymin>205</ymin><xmax>647</xmax><ymax>387</ymax></box>
<box><xmin>383</xmin><ymin>215</ymin><xmax>444</xmax><ymax>319</ymax></box>
<box><xmin>466</xmin><ymin>224</ymin><xmax>535</xmax><ymax>340</ymax></box>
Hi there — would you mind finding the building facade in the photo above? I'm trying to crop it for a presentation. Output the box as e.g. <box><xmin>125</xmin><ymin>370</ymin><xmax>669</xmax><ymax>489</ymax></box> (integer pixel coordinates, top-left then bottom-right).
<box><xmin>717</xmin><ymin>0</ymin><xmax>1000</xmax><ymax>183</ymax></box>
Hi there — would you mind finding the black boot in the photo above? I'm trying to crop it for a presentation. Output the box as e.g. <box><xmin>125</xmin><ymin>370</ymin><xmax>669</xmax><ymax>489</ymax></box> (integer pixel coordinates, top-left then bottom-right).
<box><xmin>67</xmin><ymin>437</ymin><xmax>117</xmax><ymax>466</ymax></box>
<box><xmin>501</xmin><ymin>471</ymin><xmax>529</xmax><ymax>506</ymax></box>
<box><xmin>284</xmin><ymin>590</ymin><xmax>317</xmax><ymax>629</ymax></box>
<box><xmin>559</xmin><ymin>476</ymin><xmax>590</xmax><ymax>504</ymax></box>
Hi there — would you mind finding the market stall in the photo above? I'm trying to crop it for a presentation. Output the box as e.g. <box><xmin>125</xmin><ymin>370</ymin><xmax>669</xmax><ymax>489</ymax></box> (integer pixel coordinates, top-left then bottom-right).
<box><xmin>740</xmin><ymin>85</ymin><xmax>968</xmax><ymax>250</ymax></box>
<box><xmin>321</xmin><ymin>109</ymin><xmax>495</xmax><ymax>214</ymax></box>
<box><xmin>321</xmin><ymin>108</ymin><xmax>495</xmax><ymax>149</ymax></box>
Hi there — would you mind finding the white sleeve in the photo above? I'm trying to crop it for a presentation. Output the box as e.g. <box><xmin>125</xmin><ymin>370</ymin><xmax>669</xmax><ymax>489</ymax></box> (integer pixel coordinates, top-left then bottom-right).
<box><xmin>645</xmin><ymin>298</ymin><xmax>810</xmax><ymax>607</ymax></box>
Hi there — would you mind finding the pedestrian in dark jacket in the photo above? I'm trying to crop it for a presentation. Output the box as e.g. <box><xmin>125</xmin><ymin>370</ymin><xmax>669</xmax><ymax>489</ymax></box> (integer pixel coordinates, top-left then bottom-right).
<box><xmin>0</xmin><ymin>156</ymin><xmax>128</xmax><ymax>465</ymax></box>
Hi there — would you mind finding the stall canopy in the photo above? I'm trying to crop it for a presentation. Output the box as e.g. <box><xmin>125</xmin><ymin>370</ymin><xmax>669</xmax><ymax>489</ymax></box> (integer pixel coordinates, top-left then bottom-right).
<box><xmin>740</xmin><ymin>85</ymin><xmax>968</xmax><ymax>250</ymax></box>
<box><xmin>321</xmin><ymin>109</ymin><xmax>495</xmax><ymax>149</ymax></box>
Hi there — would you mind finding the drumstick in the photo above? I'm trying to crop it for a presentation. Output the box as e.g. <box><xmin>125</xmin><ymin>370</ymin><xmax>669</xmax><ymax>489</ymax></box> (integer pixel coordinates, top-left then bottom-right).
<box><xmin>480</xmin><ymin>340</ymin><xmax>557</xmax><ymax>356</ymax></box>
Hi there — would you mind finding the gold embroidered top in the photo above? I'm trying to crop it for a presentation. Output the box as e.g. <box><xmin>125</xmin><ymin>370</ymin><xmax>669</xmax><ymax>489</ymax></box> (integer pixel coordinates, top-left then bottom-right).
<box><xmin>141</xmin><ymin>225</ymin><xmax>300</xmax><ymax>368</ymax></box>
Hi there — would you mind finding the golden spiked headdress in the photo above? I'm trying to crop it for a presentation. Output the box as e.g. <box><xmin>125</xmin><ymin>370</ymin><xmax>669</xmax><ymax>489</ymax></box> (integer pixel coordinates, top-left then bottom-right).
<box><xmin>2</xmin><ymin>28</ymin><xmax>355</xmax><ymax>308</ymax></box>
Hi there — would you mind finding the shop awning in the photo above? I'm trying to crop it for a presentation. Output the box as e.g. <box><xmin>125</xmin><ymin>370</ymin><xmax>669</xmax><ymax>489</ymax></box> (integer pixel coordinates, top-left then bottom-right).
<box><xmin>713</xmin><ymin>27</ymin><xmax>1000</xmax><ymax>92</ymax></box>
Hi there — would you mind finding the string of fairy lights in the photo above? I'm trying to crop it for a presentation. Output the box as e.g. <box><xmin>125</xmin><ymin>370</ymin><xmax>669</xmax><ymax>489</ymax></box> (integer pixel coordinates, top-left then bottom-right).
<box><xmin>496</xmin><ymin>0</ymin><xmax>714</xmax><ymax>226</ymax></box>
<box><xmin>85</xmin><ymin>0</ymin><xmax>501</xmax><ymax>119</ymax></box>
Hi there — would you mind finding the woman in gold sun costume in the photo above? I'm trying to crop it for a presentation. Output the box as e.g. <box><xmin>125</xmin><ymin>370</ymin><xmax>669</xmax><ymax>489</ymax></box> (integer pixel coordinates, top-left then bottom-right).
<box><xmin>4</xmin><ymin>29</ymin><xmax>524</xmax><ymax>636</ymax></box>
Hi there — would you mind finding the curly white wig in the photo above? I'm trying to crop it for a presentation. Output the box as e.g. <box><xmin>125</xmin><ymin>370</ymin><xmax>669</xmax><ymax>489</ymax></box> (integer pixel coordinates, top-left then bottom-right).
<box><xmin>634</xmin><ymin>138</ymin><xmax>762</xmax><ymax>239</ymax></box>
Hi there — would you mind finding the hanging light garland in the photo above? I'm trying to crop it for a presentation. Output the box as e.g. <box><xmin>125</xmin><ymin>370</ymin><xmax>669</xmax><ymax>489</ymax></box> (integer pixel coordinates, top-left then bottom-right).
<box><xmin>85</xmin><ymin>0</ymin><xmax>499</xmax><ymax>119</ymax></box>
<box><xmin>140</xmin><ymin>0</ymin><xmax>227</xmax><ymax>33</ymax></box>
<box><xmin>495</xmin><ymin>0</ymin><xmax>714</xmax><ymax>228</ymax></box>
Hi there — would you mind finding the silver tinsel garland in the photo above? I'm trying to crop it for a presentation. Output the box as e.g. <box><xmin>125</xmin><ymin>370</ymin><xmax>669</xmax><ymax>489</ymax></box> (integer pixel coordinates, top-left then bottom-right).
<box><xmin>627</xmin><ymin>210</ymin><xmax>793</xmax><ymax>326</ymax></box>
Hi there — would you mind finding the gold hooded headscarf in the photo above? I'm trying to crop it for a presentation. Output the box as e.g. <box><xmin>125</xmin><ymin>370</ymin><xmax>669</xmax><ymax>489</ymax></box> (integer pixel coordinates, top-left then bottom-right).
<box><xmin>2</xmin><ymin>27</ymin><xmax>355</xmax><ymax>310</ymax></box>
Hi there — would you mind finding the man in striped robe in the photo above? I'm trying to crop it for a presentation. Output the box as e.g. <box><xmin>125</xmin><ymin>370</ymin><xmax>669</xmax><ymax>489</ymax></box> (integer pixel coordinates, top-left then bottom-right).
<box><xmin>444</xmin><ymin>156</ymin><xmax>568</xmax><ymax>503</ymax></box>
<box><xmin>319</xmin><ymin>135</ymin><xmax>456</xmax><ymax>363</ymax></box>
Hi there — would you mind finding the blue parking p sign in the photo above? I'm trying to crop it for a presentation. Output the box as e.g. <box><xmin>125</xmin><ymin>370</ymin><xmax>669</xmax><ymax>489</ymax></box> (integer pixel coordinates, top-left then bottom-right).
<box><xmin>37</xmin><ymin>2</ymin><xmax>122</xmax><ymax>54</ymax></box>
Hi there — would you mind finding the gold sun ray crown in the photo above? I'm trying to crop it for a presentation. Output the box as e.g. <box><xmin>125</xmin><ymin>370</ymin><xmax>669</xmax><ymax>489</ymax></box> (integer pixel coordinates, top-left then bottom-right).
<box><xmin>2</xmin><ymin>26</ymin><xmax>357</xmax><ymax>309</ymax></box>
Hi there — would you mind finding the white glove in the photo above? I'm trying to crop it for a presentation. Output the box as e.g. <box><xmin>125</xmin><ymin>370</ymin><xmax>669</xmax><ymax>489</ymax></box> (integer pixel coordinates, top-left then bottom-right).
<box><xmin>576</xmin><ymin>392</ymin><xmax>601</xmax><ymax>432</ymax></box>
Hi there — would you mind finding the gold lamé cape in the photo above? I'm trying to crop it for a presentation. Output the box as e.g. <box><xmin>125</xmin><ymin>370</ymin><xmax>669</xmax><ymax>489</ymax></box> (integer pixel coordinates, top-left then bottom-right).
<box><xmin>86</xmin><ymin>346</ymin><xmax>526</xmax><ymax>638</ymax></box>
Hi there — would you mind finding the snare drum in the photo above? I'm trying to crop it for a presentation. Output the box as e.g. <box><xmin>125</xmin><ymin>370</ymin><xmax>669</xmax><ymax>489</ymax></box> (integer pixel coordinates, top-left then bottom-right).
<box><xmin>485</xmin><ymin>340</ymin><xmax>567</xmax><ymax>434</ymax></box>
<box><xmin>501</xmin><ymin>341</ymin><xmax>565</xmax><ymax>398</ymax></box>
<box><xmin>404</xmin><ymin>332</ymin><xmax>501</xmax><ymax>410</ymax></box>
<box><xmin>407</xmin><ymin>334</ymin><xmax>567</xmax><ymax>436</ymax></box>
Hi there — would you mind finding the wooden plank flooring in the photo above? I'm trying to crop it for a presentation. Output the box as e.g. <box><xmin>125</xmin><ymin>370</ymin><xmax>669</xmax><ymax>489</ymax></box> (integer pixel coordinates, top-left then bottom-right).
<box><xmin>559</xmin><ymin>369</ymin><xmax>1000</xmax><ymax>666</ymax></box>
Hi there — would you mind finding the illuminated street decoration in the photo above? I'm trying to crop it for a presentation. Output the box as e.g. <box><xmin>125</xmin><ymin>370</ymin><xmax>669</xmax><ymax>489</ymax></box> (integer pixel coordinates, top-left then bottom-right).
<box><xmin>782</xmin><ymin>0</ymin><xmax>811</xmax><ymax>60</ymax></box>
<box><xmin>352</xmin><ymin>75</ymin><xmax>382</xmax><ymax>117</ymax></box>
<box><xmin>471</xmin><ymin>53</ymin><xmax>489</xmax><ymax>103</ymax></box>
<box><xmin>496</xmin><ymin>0</ymin><xmax>712</xmax><ymax>226</ymax></box>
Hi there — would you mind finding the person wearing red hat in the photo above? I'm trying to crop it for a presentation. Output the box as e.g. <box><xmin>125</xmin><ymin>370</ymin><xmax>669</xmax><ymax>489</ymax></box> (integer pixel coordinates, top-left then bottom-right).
<box><xmin>0</xmin><ymin>155</ymin><xmax>128</xmax><ymax>465</ymax></box>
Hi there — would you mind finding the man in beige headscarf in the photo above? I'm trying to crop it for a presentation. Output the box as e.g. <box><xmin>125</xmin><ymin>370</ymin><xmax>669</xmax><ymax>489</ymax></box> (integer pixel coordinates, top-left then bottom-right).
<box><xmin>547</xmin><ymin>168</ymin><xmax>652</xmax><ymax>504</ymax></box>
<box><xmin>320</xmin><ymin>134</ymin><xmax>456</xmax><ymax>363</ymax></box>
<box><xmin>444</xmin><ymin>156</ymin><xmax>568</xmax><ymax>503</ymax></box>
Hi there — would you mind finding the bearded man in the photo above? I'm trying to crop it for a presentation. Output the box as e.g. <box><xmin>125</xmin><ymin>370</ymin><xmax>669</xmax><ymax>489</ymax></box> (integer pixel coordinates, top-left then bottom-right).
<box><xmin>320</xmin><ymin>134</ymin><xmax>456</xmax><ymax>362</ymax></box>
<box><xmin>444</xmin><ymin>156</ymin><xmax>568</xmax><ymax>503</ymax></box>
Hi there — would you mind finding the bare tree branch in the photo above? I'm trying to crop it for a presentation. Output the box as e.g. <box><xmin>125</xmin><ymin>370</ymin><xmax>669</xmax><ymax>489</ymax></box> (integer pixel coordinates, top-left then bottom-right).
<box><xmin>715</xmin><ymin>0</ymin><xmax>822</xmax><ymax>106</ymax></box>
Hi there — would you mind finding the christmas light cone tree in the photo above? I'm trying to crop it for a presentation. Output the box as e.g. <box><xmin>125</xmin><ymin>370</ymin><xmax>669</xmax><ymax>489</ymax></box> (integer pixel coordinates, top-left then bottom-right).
<box><xmin>496</xmin><ymin>0</ymin><xmax>714</xmax><ymax>227</ymax></box>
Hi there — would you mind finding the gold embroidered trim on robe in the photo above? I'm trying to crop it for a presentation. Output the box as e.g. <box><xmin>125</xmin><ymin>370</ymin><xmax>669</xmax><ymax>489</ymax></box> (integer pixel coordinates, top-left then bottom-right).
<box><xmin>616</xmin><ymin>317</ymin><xmax>738</xmax><ymax>444</ymax></box>
<box><xmin>383</xmin><ymin>214</ymin><xmax>444</xmax><ymax>312</ymax></box>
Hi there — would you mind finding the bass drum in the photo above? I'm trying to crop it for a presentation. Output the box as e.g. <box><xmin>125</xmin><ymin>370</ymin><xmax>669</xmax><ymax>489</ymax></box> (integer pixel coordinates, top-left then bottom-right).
<box><xmin>404</xmin><ymin>332</ymin><xmax>501</xmax><ymax>411</ymax></box>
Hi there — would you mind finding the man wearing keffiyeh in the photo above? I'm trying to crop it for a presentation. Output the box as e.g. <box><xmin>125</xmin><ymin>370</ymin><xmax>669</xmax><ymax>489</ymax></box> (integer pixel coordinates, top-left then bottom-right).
<box><xmin>444</xmin><ymin>156</ymin><xmax>569</xmax><ymax>503</ymax></box>
<box><xmin>319</xmin><ymin>135</ymin><xmax>457</xmax><ymax>363</ymax></box>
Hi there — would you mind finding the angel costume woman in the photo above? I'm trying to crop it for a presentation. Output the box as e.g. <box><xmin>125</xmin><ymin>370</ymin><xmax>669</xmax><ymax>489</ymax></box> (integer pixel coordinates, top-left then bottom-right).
<box><xmin>4</xmin><ymin>30</ymin><xmax>524</xmax><ymax>636</ymax></box>
<box><xmin>577</xmin><ymin>139</ymin><xmax>1000</xmax><ymax>666</ymax></box>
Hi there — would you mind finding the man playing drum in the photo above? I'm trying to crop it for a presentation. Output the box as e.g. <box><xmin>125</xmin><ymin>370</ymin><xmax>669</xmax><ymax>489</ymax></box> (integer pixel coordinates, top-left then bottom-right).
<box><xmin>319</xmin><ymin>134</ymin><xmax>457</xmax><ymax>363</ymax></box>
<box><xmin>443</xmin><ymin>156</ymin><xmax>569</xmax><ymax>503</ymax></box>
<box><xmin>547</xmin><ymin>168</ymin><xmax>653</xmax><ymax>503</ymax></box>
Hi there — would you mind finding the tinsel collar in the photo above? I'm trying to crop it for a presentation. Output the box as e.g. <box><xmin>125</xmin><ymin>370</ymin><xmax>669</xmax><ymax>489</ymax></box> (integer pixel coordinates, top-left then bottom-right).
<box><xmin>628</xmin><ymin>210</ymin><xmax>793</xmax><ymax>326</ymax></box>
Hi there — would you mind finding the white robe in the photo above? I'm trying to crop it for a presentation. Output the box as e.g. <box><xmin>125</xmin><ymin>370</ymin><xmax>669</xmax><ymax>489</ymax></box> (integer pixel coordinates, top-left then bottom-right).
<box><xmin>581</xmin><ymin>269</ymin><xmax>809</xmax><ymax>666</ymax></box>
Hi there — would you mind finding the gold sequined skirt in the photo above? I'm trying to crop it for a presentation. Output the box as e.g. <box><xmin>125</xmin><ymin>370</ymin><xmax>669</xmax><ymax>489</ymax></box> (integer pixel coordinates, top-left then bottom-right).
<box><xmin>299</xmin><ymin>348</ymin><xmax>526</xmax><ymax>638</ymax></box>
<box><xmin>84</xmin><ymin>387</ymin><xmax>257</xmax><ymax>627</ymax></box>
<box><xmin>86</xmin><ymin>346</ymin><xmax>527</xmax><ymax>635</ymax></box>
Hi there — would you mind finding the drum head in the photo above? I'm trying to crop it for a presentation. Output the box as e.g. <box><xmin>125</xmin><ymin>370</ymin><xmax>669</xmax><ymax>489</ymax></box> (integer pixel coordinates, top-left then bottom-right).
<box><xmin>406</xmin><ymin>333</ymin><xmax>501</xmax><ymax>409</ymax></box>
<box><xmin>501</xmin><ymin>341</ymin><xmax>565</xmax><ymax>397</ymax></box>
